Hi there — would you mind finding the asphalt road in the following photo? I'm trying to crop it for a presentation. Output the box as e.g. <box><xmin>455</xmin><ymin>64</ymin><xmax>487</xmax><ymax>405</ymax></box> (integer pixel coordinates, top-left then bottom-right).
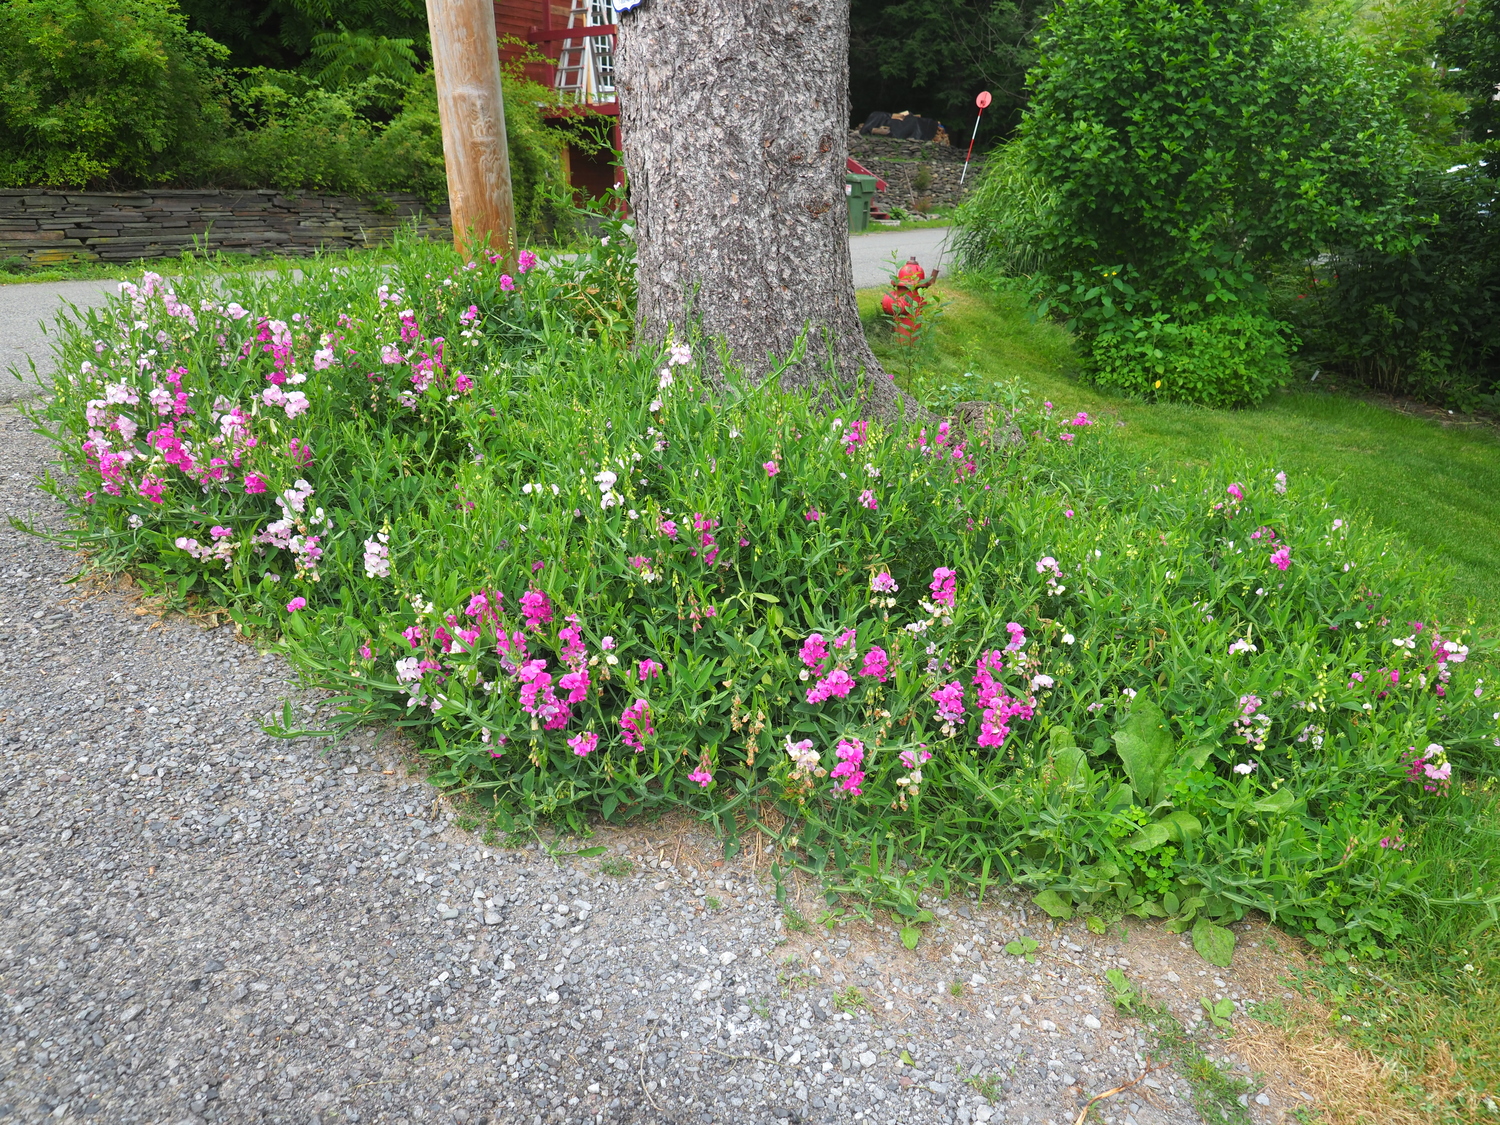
<box><xmin>848</xmin><ymin>226</ymin><xmax>952</xmax><ymax>289</ymax></box>
<box><xmin>0</xmin><ymin>278</ymin><xmax>117</xmax><ymax>405</ymax></box>
<box><xmin>0</xmin><ymin>229</ymin><xmax>953</xmax><ymax>404</ymax></box>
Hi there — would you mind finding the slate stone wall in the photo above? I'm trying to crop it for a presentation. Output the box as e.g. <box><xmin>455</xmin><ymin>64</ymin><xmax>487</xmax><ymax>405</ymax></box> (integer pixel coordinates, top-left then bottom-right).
<box><xmin>0</xmin><ymin>190</ymin><xmax>451</xmax><ymax>265</ymax></box>
<box><xmin>847</xmin><ymin>132</ymin><xmax>987</xmax><ymax>215</ymax></box>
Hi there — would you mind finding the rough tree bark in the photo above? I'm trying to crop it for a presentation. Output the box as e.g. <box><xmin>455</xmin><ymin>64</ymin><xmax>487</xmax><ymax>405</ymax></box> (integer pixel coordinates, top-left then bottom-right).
<box><xmin>615</xmin><ymin>0</ymin><xmax>910</xmax><ymax>418</ymax></box>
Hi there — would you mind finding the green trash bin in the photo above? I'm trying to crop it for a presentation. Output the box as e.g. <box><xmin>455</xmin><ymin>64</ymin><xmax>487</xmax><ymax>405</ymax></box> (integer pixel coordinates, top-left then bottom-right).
<box><xmin>845</xmin><ymin>173</ymin><xmax>877</xmax><ymax>232</ymax></box>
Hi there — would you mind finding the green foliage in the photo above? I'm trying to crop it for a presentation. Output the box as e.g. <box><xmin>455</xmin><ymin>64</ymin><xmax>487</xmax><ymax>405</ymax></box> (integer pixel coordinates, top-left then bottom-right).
<box><xmin>1020</xmin><ymin>0</ymin><xmax>1416</xmax><ymax>405</ymax></box>
<box><xmin>1437</xmin><ymin>0</ymin><xmax>1500</xmax><ymax>150</ymax></box>
<box><xmin>951</xmin><ymin>138</ymin><xmax>1055</xmax><ymax>278</ymax></box>
<box><xmin>1089</xmin><ymin>311</ymin><xmax>1295</xmax><ymax>408</ymax></box>
<box><xmin>850</xmin><ymin>0</ymin><xmax>1053</xmax><ymax>139</ymax></box>
<box><xmin>0</xmin><ymin>0</ymin><xmax>227</xmax><ymax>188</ymax></box>
<box><xmin>1312</xmin><ymin>0</ymin><xmax>1468</xmax><ymax>160</ymax></box>
<box><xmin>1004</xmin><ymin>935</ymin><xmax>1040</xmax><ymax>961</ymax></box>
<box><xmin>1283</xmin><ymin>165</ymin><xmax>1500</xmax><ymax>406</ymax></box>
<box><xmin>189</xmin><ymin>69</ymin><xmax>572</xmax><ymax>239</ymax></box>
<box><xmin>27</xmin><ymin>232</ymin><xmax>1500</xmax><ymax>963</ymax></box>
<box><xmin>1025</xmin><ymin>0</ymin><xmax>1414</xmax><ymax>315</ymax></box>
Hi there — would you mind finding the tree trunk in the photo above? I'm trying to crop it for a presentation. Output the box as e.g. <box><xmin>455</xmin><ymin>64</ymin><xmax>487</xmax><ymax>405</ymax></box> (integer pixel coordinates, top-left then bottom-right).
<box><xmin>425</xmin><ymin>0</ymin><xmax>515</xmax><ymax>257</ymax></box>
<box><xmin>615</xmin><ymin>0</ymin><xmax>910</xmax><ymax>418</ymax></box>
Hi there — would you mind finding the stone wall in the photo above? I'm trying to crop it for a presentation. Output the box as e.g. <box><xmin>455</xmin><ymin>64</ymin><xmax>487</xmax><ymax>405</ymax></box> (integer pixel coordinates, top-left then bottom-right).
<box><xmin>0</xmin><ymin>190</ymin><xmax>451</xmax><ymax>265</ymax></box>
<box><xmin>847</xmin><ymin>131</ymin><xmax>987</xmax><ymax>215</ymax></box>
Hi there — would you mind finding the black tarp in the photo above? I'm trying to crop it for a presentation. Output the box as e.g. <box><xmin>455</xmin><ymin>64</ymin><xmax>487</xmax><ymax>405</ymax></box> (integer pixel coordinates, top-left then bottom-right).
<box><xmin>858</xmin><ymin>111</ymin><xmax>941</xmax><ymax>141</ymax></box>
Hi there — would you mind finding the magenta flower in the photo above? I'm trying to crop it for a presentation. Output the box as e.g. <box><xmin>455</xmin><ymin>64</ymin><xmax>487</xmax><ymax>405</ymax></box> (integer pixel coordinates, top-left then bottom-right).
<box><xmin>359</xmin><ymin>643</ymin><xmax>373</xmax><ymax>660</ymax></box>
<box><xmin>806</xmin><ymin>668</ymin><xmax>855</xmax><ymax>704</ymax></box>
<box><xmin>871</xmin><ymin>571</ymin><xmax>898</xmax><ymax>594</ymax></box>
<box><xmin>519</xmin><ymin>588</ymin><xmax>553</xmax><ymax>628</ymax></box>
<box><xmin>286</xmin><ymin>597</ymin><xmax>307</xmax><ymax>613</ymax></box>
<box><xmin>859</xmin><ymin>646</ymin><xmax>889</xmax><ymax>682</ymax></box>
<box><xmin>244</xmin><ymin>473</ymin><xmax>267</xmax><ymax>495</ymax></box>
<box><xmin>499</xmin><ymin>274</ymin><xmax>515</xmax><ymax>291</ymax></box>
<box><xmin>1227</xmin><ymin>483</ymin><xmax>1244</xmax><ymax>501</ymax></box>
<box><xmin>1270</xmin><ymin>547</ymin><xmax>1291</xmax><ymax>571</ymax></box>
<box><xmin>568</xmin><ymin>731</ymin><xmax>599</xmax><ymax>757</ymax></box>
<box><xmin>1064</xmin><ymin>509</ymin><xmax>1074</xmax><ymax>518</ymax></box>
<box><xmin>637</xmin><ymin>658</ymin><xmax>663</xmax><ymax>681</ymax></box>
<box><xmin>805</xmin><ymin>509</ymin><xmax>821</xmax><ymax>522</ymax></box>
<box><xmin>859</xmin><ymin>489</ymin><xmax>877</xmax><ymax>511</ymax></box>
<box><xmin>931</xmin><ymin>681</ymin><xmax>966</xmax><ymax>725</ymax></box>
<box><xmin>659</xmin><ymin>519</ymin><xmax>679</xmax><ymax>540</ymax></box>
<box><xmin>799</xmin><ymin>633</ymin><xmax>829</xmax><ymax>669</ymax></box>
<box><xmin>830</xmin><ymin>738</ymin><xmax>866</xmax><ymax>795</ymax></box>
<box><xmin>517</xmin><ymin>250</ymin><xmax>538</xmax><ymax>273</ymax></box>
<box><xmin>688</xmin><ymin>767</ymin><xmax>713</xmax><ymax>788</ymax></box>
<box><xmin>763</xmin><ymin>461</ymin><xmax>779</xmax><ymax>476</ymax></box>
<box><xmin>929</xmin><ymin>566</ymin><xmax>957</xmax><ymax>608</ymax></box>
<box><xmin>619</xmin><ymin>699</ymin><xmax>652</xmax><ymax>751</ymax></box>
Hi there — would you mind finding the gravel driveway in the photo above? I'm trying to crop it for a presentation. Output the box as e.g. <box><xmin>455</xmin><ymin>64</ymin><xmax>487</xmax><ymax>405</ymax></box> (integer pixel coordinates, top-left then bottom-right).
<box><xmin>0</xmin><ymin>289</ymin><xmax>1299</xmax><ymax>1125</ymax></box>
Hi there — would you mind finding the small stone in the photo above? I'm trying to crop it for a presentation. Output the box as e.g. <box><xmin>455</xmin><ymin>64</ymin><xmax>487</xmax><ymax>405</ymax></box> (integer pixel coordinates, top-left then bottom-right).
<box><xmin>1256</xmin><ymin>1093</ymin><xmax>1272</xmax><ymax>1106</ymax></box>
<box><xmin>1083</xmin><ymin>1015</ymin><xmax>1102</xmax><ymax>1030</ymax></box>
<box><xmin>119</xmin><ymin>1005</ymin><xmax>143</xmax><ymax>1023</ymax></box>
<box><xmin>483</xmin><ymin>911</ymin><xmax>503</xmax><ymax>925</ymax></box>
<box><xmin>718</xmin><ymin>951</ymin><xmax>736</xmax><ymax>965</ymax></box>
<box><xmin>439</xmin><ymin>907</ymin><xmax>460</xmax><ymax>920</ymax></box>
<box><xmin>1039</xmin><ymin>1019</ymin><xmax>1057</xmax><ymax>1031</ymax></box>
<box><xmin>858</xmin><ymin>1051</ymin><xmax>877</xmax><ymax>1068</ymax></box>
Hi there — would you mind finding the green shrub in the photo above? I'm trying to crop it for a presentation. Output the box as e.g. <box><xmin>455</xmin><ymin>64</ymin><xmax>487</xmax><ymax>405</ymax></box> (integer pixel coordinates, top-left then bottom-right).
<box><xmin>1091</xmin><ymin>312</ymin><xmax>1295</xmax><ymax>408</ymax></box>
<box><xmin>1282</xmin><ymin>165</ymin><xmax>1500</xmax><ymax>405</ymax></box>
<box><xmin>29</xmin><ymin>233</ymin><xmax>1498</xmax><ymax>961</ymax></box>
<box><xmin>0</xmin><ymin>0</ymin><xmax>227</xmax><ymax>187</ymax></box>
<box><xmin>191</xmin><ymin>69</ymin><xmax>573</xmax><ymax>241</ymax></box>
<box><xmin>1020</xmin><ymin>0</ymin><xmax>1415</xmax><ymax>404</ymax></box>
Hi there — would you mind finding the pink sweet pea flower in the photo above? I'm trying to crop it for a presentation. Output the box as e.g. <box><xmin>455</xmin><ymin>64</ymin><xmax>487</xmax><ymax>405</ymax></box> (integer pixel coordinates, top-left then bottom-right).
<box><xmin>688</xmin><ymin>767</ymin><xmax>713</xmax><ymax>788</ymax></box>
<box><xmin>763</xmin><ymin>461</ymin><xmax>778</xmax><ymax>476</ymax></box>
<box><xmin>286</xmin><ymin>597</ymin><xmax>307</xmax><ymax>613</ymax></box>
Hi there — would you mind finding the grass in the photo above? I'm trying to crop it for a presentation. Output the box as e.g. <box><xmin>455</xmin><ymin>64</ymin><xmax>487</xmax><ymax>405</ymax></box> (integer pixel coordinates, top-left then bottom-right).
<box><xmin>861</xmin><ymin>282</ymin><xmax>1500</xmax><ymax>621</ymax></box>
<box><xmin>861</xmin><ymin>279</ymin><xmax>1500</xmax><ymax>1123</ymax></box>
<box><xmin>0</xmin><ymin>245</ymin><xmax>403</xmax><ymax>286</ymax></box>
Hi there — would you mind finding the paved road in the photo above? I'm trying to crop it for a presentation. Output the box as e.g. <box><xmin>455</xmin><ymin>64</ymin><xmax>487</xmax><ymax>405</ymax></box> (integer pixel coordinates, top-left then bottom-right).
<box><xmin>0</xmin><ymin>230</ymin><xmax>953</xmax><ymax>404</ymax></box>
<box><xmin>849</xmin><ymin>226</ymin><xmax>952</xmax><ymax>289</ymax></box>
<box><xmin>0</xmin><ymin>279</ymin><xmax>118</xmax><ymax>404</ymax></box>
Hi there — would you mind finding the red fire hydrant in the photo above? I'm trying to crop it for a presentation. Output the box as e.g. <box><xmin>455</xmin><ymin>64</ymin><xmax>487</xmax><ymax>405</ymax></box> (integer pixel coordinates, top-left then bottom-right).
<box><xmin>881</xmin><ymin>257</ymin><xmax>940</xmax><ymax>341</ymax></box>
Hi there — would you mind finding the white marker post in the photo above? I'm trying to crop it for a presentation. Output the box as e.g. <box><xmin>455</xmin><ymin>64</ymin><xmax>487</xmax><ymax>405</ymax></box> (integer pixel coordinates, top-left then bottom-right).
<box><xmin>960</xmin><ymin>90</ymin><xmax>992</xmax><ymax>185</ymax></box>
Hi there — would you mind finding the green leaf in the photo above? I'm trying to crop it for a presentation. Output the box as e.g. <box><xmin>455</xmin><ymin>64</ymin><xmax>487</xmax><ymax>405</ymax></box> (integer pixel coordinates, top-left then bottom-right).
<box><xmin>900</xmin><ymin>926</ymin><xmax>922</xmax><ymax>951</ymax></box>
<box><xmin>899</xmin><ymin>1049</ymin><xmax>916</xmax><ymax>1066</ymax></box>
<box><xmin>1086</xmin><ymin>915</ymin><xmax>1107</xmax><ymax>935</ymax></box>
<box><xmin>1004</xmin><ymin>936</ymin><xmax>1040</xmax><ymax>958</ymax></box>
<box><xmin>1033</xmin><ymin>888</ymin><xmax>1074</xmax><ymax>920</ymax></box>
<box><xmin>1201</xmin><ymin>997</ymin><xmax>1235</xmax><ymax>1029</ymax></box>
<box><xmin>1104</xmin><ymin>968</ymin><xmax>1137</xmax><ymax>1010</ymax></box>
<box><xmin>1192</xmin><ymin>917</ymin><xmax>1236</xmax><ymax>967</ymax></box>
<box><xmin>1251</xmin><ymin>788</ymin><xmax>1299</xmax><ymax>815</ymax></box>
<box><xmin>1112</xmin><ymin>698</ymin><xmax>1174</xmax><ymax>803</ymax></box>
<box><xmin>1124</xmin><ymin>811</ymin><xmax>1201</xmax><ymax>850</ymax></box>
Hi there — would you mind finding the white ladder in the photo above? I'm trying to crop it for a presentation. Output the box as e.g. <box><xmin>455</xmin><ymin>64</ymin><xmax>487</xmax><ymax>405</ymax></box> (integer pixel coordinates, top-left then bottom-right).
<box><xmin>554</xmin><ymin>0</ymin><xmax>617</xmax><ymax>104</ymax></box>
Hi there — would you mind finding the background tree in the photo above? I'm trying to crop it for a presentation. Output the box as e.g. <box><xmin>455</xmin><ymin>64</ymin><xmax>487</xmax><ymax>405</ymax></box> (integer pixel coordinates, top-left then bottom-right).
<box><xmin>849</xmin><ymin>0</ymin><xmax>1051</xmax><ymax>141</ymax></box>
<box><xmin>0</xmin><ymin>0</ymin><xmax>226</xmax><ymax>188</ymax></box>
<box><xmin>1437</xmin><ymin>0</ymin><xmax>1500</xmax><ymax>152</ymax></box>
<box><xmin>616</xmin><ymin>0</ymin><xmax>908</xmax><ymax>416</ymax></box>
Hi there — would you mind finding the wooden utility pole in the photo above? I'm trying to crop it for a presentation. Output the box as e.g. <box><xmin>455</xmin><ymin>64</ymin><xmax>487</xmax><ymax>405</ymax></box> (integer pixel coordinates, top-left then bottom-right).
<box><xmin>425</xmin><ymin>0</ymin><xmax>516</xmax><ymax>257</ymax></box>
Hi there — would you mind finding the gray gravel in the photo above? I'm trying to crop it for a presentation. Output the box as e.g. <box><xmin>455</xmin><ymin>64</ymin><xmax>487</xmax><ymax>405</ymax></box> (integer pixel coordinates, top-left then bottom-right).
<box><xmin>0</xmin><ymin>283</ymin><xmax>1293</xmax><ymax>1125</ymax></box>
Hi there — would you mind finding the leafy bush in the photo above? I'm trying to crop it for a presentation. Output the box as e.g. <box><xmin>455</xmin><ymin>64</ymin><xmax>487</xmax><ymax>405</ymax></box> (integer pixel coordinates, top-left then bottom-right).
<box><xmin>1091</xmin><ymin>311</ymin><xmax>1295</xmax><ymax>408</ymax></box>
<box><xmin>1283</xmin><ymin>165</ymin><xmax>1500</xmax><ymax>405</ymax></box>
<box><xmin>29</xmin><ymin>233</ymin><xmax>1498</xmax><ymax>960</ymax></box>
<box><xmin>185</xmin><ymin>69</ymin><xmax>572</xmax><ymax>240</ymax></box>
<box><xmin>0</xmin><ymin>0</ymin><xmax>227</xmax><ymax>187</ymax></box>
<box><xmin>1019</xmin><ymin>0</ymin><xmax>1415</xmax><ymax>404</ymax></box>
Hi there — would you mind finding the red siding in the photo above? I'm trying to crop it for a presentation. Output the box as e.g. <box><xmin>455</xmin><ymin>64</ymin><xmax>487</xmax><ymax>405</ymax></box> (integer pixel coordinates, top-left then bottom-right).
<box><xmin>494</xmin><ymin>0</ymin><xmax>572</xmax><ymax>87</ymax></box>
